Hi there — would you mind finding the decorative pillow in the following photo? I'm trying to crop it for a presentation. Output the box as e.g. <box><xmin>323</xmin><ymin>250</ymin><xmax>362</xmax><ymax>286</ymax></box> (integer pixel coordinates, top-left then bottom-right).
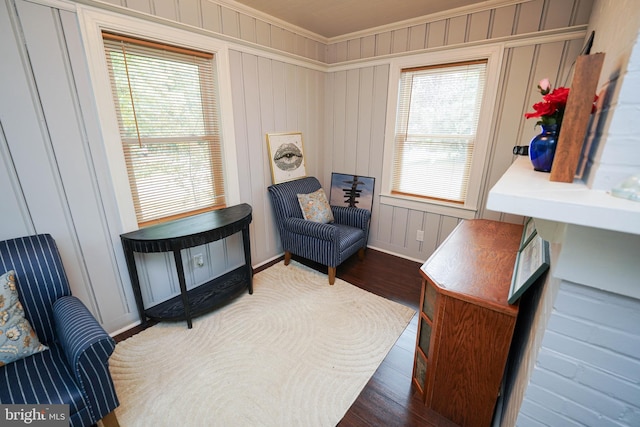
<box><xmin>297</xmin><ymin>188</ymin><xmax>335</xmax><ymax>223</ymax></box>
<box><xmin>0</xmin><ymin>270</ymin><xmax>47</xmax><ymax>366</ymax></box>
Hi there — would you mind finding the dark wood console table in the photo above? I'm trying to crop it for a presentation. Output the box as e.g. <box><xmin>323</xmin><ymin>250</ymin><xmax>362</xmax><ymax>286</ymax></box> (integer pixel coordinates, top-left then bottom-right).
<box><xmin>121</xmin><ymin>203</ymin><xmax>253</xmax><ymax>329</ymax></box>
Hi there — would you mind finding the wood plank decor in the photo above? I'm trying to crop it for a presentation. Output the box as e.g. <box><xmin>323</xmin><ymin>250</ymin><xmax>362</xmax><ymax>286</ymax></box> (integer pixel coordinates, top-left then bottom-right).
<box><xmin>550</xmin><ymin>53</ymin><xmax>605</xmax><ymax>182</ymax></box>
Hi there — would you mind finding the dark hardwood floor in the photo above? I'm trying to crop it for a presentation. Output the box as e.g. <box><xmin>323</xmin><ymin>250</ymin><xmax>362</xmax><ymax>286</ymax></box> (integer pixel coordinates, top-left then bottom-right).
<box><xmin>298</xmin><ymin>250</ymin><xmax>459</xmax><ymax>427</ymax></box>
<box><xmin>114</xmin><ymin>248</ymin><xmax>458</xmax><ymax>427</ymax></box>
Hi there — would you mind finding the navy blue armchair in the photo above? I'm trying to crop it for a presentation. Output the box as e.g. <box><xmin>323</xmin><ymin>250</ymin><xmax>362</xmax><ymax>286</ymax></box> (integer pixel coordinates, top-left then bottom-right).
<box><xmin>0</xmin><ymin>234</ymin><xmax>119</xmax><ymax>427</ymax></box>
<box><xmin>268</xmin><ymin>177</ymin><xmax>371</xmax><ymax>284</ymax></box>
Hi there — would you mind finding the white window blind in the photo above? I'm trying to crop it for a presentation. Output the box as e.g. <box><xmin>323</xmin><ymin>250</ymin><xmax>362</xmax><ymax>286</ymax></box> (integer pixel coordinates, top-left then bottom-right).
<box><xmin>103</xmin><ymin>33</ymin><xmax>225</xmax><ymax>227</ymax></box>
<box><xmin>393</xmin><ymin>60</ymin><xmax>487</xmax><ymax>204</ymax></box>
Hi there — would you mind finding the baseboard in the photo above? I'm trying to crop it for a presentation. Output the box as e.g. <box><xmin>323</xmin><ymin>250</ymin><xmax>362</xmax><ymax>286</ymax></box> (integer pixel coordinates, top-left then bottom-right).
<box><xmin>366</xmin><ymin>245</ymin><xmax>426</xmax><ymax>264</ymax></box>
<box><xmin>253</xmin><ymin>245</ymin><xmax>423</xmax><ymax>272</ymax></box>
<box><xmin>109</xmin><ymin>320</ymin><xmax>141</xmax><ymax>338</ymax></box>
<box><xmin>253</xmin><ymin>253</ymin><xmax>285</xmax><ymax>271</ymax></box>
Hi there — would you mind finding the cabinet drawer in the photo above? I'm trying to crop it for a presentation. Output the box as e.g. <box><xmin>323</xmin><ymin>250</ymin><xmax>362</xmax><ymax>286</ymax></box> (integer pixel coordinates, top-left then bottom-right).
<box><xmin>422</xmin><ymin>280</ymin><xmax>438</xmax><ymax>320</ymax></box>
<box><xmin>414</xmin><ymin>353</ymin><xmax>427</xmax><ymax>392</ymax></box>
<box><xmin>418</xmin><ymin>317</ymin><xmax>432</xmax><ymax>356</ymax></box>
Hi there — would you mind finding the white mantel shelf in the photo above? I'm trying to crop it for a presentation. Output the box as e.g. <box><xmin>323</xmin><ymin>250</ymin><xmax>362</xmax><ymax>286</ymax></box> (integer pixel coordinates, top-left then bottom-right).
<box><xmin>487</xmin><ymin>157</ymin><xmax>640</xmax><ymax>236</ymax></box>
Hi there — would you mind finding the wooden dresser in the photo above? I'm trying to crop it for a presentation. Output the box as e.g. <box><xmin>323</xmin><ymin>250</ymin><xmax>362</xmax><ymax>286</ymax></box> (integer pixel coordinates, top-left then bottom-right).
<box><xmin>413</xmin><ymin>219</ymin><xmax>522</xmax><ymax>427</ymax></box>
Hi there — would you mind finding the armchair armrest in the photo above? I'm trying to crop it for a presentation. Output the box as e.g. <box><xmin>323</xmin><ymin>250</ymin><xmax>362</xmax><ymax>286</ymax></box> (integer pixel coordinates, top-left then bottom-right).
<box><xmin>284</xmin><ymin>217</ymin><xmax>337</xmax><ymax>241</ymax></box>
<box><xmin>331</xmin><ymin>206</ymin><xmax>371</xmax><ymax>230</ymax></box>
<box><xmin>53</xmin><ymin>296</ymin><xmax>119</xmax><ymax>420</ymax></box>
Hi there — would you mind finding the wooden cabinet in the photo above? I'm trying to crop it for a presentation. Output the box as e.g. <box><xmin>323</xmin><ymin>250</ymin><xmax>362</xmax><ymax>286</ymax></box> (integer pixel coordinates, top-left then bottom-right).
<box><xmin>413</xmin><ymin>219</ymin><xmax>522</xmax><ymax>427</ymax></box>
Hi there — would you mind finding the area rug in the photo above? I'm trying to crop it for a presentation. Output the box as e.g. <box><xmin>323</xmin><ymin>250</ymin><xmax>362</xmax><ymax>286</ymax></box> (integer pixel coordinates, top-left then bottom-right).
<box><xmin>107</xmin><ymin>260</ymin><xmax>415</xmax><ymax>426</ymax></box>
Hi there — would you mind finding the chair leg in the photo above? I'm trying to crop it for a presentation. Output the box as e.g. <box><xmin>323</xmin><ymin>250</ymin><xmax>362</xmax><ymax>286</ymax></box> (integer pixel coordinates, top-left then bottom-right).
<box><xmin>284</xmin><ymin>251</ymin><xmax>292</xmax><ymax>266</ymax></box>
<box><xmin>328</xmin><ymin>267</ymin><xmax>336</xmax><ymax>285</ymax></box>
<box><xmin>101</xmin><ymin>411</ymin><xmax>120</xmax><ymax>427</ymax></box>
<box><xmin>358</xmin><ymin>247</ymin><xmax>365</xmax><ymax>261</ymax></box>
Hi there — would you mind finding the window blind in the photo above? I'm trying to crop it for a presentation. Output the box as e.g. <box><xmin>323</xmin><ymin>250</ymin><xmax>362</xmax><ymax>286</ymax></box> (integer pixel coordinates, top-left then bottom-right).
<box><xmin>392</xmin><ymin>60</ymin><xmax>487</xmax><ymax>204</ymax></box>
<box><xmin>103</xmin><ymin>33</ymin><xmax>225</xmax><ymax>227</ymax></box>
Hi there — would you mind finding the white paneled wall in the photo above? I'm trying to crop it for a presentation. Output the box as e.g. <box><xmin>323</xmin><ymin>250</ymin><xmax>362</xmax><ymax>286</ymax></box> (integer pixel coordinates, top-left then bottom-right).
<box><xmin>322</xmin><ymin>0</ymin><xmax>592</xmax><ymax>261</ymax></box>
<box><xmin>0</xmin><ymin>0</ymin><xmax>134</xmax><ymax>331</ymax></box>
<box><xmin>228</xmin><ymin>50</ymin><xmax>326</xmax><ymax>263</ymax></box>
<box><xmin>0</xmin><ymin>0</ymin><xmax>594</xmax><ymax>333</ymax></box>
<box><xmin>12</xmin><ymin>0</ymin><xmax>640</xmax><ymax>426</ymax></box>
<box><xmin>6</xmin><ymin>1</ymin><xmax>640</xmax><ymax>425</ymax></box>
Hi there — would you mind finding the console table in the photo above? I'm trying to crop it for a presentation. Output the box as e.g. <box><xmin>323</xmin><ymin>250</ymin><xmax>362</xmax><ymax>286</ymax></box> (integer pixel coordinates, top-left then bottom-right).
<box><xmin>121</xmin><ymin>203</ymin><xmax>253</xmax><ymax>329</ymax></box>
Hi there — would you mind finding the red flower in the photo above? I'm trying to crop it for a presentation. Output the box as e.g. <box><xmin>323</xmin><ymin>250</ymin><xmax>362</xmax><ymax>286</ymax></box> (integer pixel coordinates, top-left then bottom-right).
<box><xmin>525</xmin><ymin>77</ymin><xmax>600</xmax><ymax>130</ymax></box>
<box><xmin>543</xmin><ymin>87</ymin><xmax>570</xmax><ymax>105</ymax></box>
<box><xmin>525</xmin><ymin>80</ymin><xmax>571</xmax><ymax>127</ymax></box>
<box><xmin>525</xmin><ymin>79</ymin><xmax>598</xmax><ymax>127</ymax></box>
<box><xmin>525</xmin><ymin>101</ymin><xmax>558</xmax><ymax>119</ymax></box>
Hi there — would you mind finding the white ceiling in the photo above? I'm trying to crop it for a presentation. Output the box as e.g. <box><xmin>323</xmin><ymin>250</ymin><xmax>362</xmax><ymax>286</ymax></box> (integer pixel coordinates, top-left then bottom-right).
<box><xmin>231</xmin><ymin>0</ymin><xmax>493</xmax><ymax>38</ymax></box>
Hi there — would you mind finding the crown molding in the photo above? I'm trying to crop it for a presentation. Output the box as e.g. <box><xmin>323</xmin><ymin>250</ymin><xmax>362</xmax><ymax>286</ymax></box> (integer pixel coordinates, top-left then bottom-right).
<box><xmin>29</xmin><ymin>0</ymin><xmax>541</xmax><ymax>54</ymax></box>
<box><xmin>22</xmin><ymin>0</ymin><xmax>76</xmax><ymax>11</ymax></box>
<box><xmin>206</xmin><ymin>0</ymin><xmax>532</xmax><ymax>46</ymax></box>
<box><xmin>74</xmin><ymin>1</ymin><xmax>329</xmax><ymax>71</ymax></box>
<box><xmin>327</xmin><ymin>25</ymin><xmax>587</xmax><ymax>72</ymax></box>
<box><xmin>212</xmin><ymin>0</ymin><xmax>330</xmax><ymax>44</ymax></box>
<box><xmin>23</xmin><ymin>0</ymin><xmax>584</xmax><ymax>72</ymax></box>
<box><xmin>327</xmin><ymin>0</ymin><xmax>531</xmax><ymax>44</ymax></box>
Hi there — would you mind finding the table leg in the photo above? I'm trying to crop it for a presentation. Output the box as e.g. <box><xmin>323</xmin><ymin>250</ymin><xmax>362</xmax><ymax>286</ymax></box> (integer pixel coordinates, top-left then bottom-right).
<box><xmin>242</xmin><ymin>226</ymin><xmax>253</xmax><ymax>294</ymax></box>
<box><xmin>122</xmin><ymin>243</ymin><xmax>147</xmax><ymax>326</ymax></box>
<box><xmin>173</xmin><ymin>248</ymin><xmax>193</xmax><ymax>329</ymax></box>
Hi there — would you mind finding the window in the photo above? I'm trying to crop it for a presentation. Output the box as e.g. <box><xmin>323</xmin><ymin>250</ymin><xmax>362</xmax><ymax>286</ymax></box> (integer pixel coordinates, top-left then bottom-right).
<box><xmin>393</xmin><ymin>61</ymin><xmax>487</xmax><ymax>204</ymax></box>
<box><xmin>103</xmin><ymin>33</ymin><xmax>225</xmax><ymax>227</ymax></box>
<box><xmin>381</xmin><ymin>46</ymin><xmax>500</xmax><ymax>217</ymax></box>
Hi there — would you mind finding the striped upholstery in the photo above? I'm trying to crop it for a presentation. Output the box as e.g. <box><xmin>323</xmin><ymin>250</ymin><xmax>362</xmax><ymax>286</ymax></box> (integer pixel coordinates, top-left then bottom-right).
<box><xmin>0</xmin><ymin>234</ymin><xmax>119</xmax><ymax>427</ymax></box>
<box><xmin>268</xmin><ymin>177</ymin><xmax>371</xmax><ymax>269</ymax></box>
<box><xmin>0</xmin><ymin>235</ymin><xmax>69</xmax><ymax>344</ymax></box>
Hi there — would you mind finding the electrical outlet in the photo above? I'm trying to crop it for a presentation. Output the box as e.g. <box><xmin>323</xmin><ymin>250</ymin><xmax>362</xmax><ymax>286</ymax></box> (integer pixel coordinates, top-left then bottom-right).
<box><xmin>193</xmin><ymin>253</ymin><xmax>204</xmax><ymax>268</ymax></box>
<box><xmin>416</xmin><ymin>230</ymin><xmax>424</xmax><ymax>242</ymax></box>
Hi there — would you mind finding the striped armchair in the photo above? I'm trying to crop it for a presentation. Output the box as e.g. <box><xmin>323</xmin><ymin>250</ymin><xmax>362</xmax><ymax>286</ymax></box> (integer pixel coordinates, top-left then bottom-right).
<box><xmin>268</xmin><ymin>177</ymin><xmax>371</xmax><ymax>284</ymax></box>
<box><xmin>0</xmin><ymin>234</ymin><xmax>119</xmax><ymax>427</ymax></box>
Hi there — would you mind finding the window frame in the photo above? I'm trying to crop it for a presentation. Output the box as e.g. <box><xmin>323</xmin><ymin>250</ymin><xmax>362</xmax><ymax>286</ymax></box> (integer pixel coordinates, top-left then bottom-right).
<box><xmin>381</xmin><ymin>44</ymin><xmax>503</xmax><ymax>219</ymax></box>
<box><xmin>77</xmin><ymin>7</ymin><xmax>240</xmax><ymax>232</ymax></box>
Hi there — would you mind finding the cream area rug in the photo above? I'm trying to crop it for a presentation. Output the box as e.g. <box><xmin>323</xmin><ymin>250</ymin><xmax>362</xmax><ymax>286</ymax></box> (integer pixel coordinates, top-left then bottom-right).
<box><xmin>108</xmin><ymin>261</ymin><xmax>415</xmax><ymax>427</ymax></box>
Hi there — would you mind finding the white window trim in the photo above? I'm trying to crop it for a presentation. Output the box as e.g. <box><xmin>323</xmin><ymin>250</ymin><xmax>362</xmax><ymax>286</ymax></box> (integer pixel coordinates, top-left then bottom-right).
<box><xmin>380</xmin><ymin>44</ymin><xmax>503</xmax><ymax>218</ymax></box>
<box><xmin>77</xmin><ymin>6</ymin><xmax>240</xmax><ymax>232</ymax></box>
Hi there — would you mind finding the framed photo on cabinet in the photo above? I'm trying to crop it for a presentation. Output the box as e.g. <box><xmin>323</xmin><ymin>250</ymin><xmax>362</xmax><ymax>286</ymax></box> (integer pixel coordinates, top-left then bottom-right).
<box><xmin>508</xmin><ymin>232</ymin><xmax>550</xmax><ymax>304</ymax></box>
<box><xmin>520</xmin><ymin>217</ymin><xmax>537</xmax><ymax>250</ymax></box>
<box><xmin>266</xmin><ymin>132</ymin><xmax>306</xmax><ymax>184</ymax></box>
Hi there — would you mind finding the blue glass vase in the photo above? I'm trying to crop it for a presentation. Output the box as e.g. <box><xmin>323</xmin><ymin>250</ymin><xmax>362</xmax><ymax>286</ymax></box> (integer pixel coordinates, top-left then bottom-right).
<box><xmin>529</xmin><ymin>123</ymin><xmax>559</xmax><ymax>172</ymax></box>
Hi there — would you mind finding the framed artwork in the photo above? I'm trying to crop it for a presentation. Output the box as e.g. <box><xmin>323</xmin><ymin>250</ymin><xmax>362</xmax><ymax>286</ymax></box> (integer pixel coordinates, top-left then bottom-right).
<box><xmin>580</xmin><ymin>30</ymin><xmax>595</xmax><ymax>56</ymax></box>
<box><xmin>329</xmin><ymin>173</ymin><xmax>375</xmax><ymax>211</ymax></box>
<box><xmin>508</xmin><ymin>232</ymin><xmax>550</xmax><ymax>305</ymax></box>
<box><xmin>266</xmin><ymin>132</ymin><xmax>306</xmax><ymax>184</ymax></box>
<box><xmin>520</xmin><ymin>217</ymin><xmax>537</xmax><ymax>250</ymax></box>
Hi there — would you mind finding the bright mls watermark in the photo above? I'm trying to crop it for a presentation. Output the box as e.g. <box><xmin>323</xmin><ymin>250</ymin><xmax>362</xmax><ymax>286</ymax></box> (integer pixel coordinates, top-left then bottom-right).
<box><xmin>1</xmin><ymin>405</ymin><xmax>68</xmax><ymax>426</ymax></box>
